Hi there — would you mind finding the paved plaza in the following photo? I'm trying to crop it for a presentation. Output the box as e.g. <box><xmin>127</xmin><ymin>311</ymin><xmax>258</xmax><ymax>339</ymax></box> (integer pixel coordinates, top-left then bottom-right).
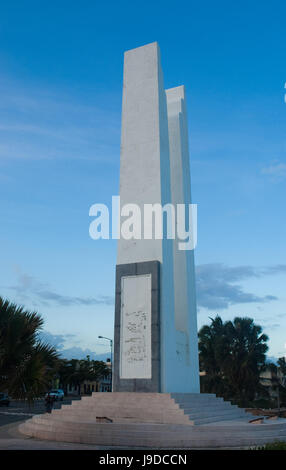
<box><xmin>0</xmin><ymin>398</ymin><xmax>101</xmax><ymax>449</ymax></box>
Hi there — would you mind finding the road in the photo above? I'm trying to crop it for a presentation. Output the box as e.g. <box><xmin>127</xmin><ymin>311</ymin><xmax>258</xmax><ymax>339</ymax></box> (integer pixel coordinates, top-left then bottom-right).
<box><xmin>0</xmin><ymin>397</ymin><xmax>81</xmax><ymax>427</ymax></box>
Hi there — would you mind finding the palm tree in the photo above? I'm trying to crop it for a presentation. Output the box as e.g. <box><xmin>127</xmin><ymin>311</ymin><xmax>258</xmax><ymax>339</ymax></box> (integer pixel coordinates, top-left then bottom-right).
<box><xmin>199</xmin><ymin>316</ymin><xmax>231</xmax><ymax>396</ymax></box>
<box><xmin>199</xmin><ymin>315</ymin><xmax>269</xmax><ymax>405</ymax></box>
<box><xmin>223</xmin><ymin>317</ymin><xmax>269</xmax><ymax>403</ymax></box>
<box><xmin>0</xmin><ymin>297</ymin><xmax>59</xmax><ymax>401</ymax></box>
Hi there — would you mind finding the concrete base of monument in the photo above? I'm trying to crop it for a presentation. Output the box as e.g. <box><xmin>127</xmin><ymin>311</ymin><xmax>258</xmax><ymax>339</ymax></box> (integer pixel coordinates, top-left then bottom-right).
<box><xmin>18</xmin><ymin>393</ymin><xmax>286</xmax><ymax>448</ymax></box>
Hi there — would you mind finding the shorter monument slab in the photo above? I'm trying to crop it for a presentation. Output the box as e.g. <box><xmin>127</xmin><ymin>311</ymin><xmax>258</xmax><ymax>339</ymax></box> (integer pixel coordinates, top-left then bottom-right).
<box><xmin>114</xmin><ymin>261</ymin><xmax>160</xmax><ymax>392</ymax></box>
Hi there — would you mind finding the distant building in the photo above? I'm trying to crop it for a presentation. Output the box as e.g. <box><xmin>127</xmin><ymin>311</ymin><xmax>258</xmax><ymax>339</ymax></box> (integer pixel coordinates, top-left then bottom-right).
<box><xmin>66</xmin><ymin>360</ymin><xmax>112</xmax><ymax>396</ymax></box>
<box><xmin>199</xmin><ymin>365</ymin><xmax>285</xmax><ymax>403</ymax></box>
<box><xmin>260</xmin><ymin>365</ymin><xmax>285</xmax><ymax>401</ymax></box>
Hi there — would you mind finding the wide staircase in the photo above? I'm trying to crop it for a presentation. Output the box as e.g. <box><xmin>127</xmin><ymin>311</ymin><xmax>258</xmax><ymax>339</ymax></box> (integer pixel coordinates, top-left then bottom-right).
<box><xmin>19</xmin><ymin>393</ymin><xmax>286</xmax><ymax>448</ymax></box>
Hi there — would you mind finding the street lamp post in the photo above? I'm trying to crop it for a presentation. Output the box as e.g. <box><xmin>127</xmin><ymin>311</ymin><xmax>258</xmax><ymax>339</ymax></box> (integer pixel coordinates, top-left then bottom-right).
<box><xmin>98</xmin><ymin>336</ymin><xmax>113</xmax><ymax>392</ymax></box>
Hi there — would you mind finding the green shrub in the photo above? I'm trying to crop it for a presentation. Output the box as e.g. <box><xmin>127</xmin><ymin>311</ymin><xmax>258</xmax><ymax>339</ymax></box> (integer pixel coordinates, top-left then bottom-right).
<box><xmin>253</xmin><ymin>441</ymin><xmax>286</xmax><ymax>450</ymax></box>
<box><xmin>252</xmin><ymin>398</ymin><xmax>277</xmax><ymax>409</ymax></box>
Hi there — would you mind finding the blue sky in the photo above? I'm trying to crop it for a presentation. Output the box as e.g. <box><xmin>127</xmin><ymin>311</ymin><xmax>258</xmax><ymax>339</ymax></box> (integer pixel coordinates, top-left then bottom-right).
<box><xmin>0</xmin><ymin>0</ymin><xmax>285</xmax><ymax>360</ymax></box>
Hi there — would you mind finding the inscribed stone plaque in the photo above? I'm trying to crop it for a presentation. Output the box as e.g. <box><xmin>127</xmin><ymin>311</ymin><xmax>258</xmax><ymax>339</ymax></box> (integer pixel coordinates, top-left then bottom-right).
<box><xmin>119</xmin><ymin>274</ymin><xmax>152</xmax><ymax>379</ymax></box>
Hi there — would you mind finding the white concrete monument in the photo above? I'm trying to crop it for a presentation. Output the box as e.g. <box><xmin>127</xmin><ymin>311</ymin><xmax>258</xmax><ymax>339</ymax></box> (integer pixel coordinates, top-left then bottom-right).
<box><xmin>113</xmin><ymin>42</ymin><xmax>200</xmax><ymax>393</ymax></box>
<box><xmin>19</xmin><ymin>43</ymin><xmax>286</xmax><ymax>447</ymax></box>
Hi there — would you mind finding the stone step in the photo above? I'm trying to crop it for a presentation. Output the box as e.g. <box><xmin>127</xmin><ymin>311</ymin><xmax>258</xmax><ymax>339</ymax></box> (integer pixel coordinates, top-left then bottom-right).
<box><xmin>35</xmin><ymin>415</ymin><xmax>192</xmax><ymax>426</ymax></box>
<box><xmin>171</xmin><ymin>393</ymin><xmax>217</xmax><ymax>399</ymax></box>
<box><xmin>51</xmin><ymin>405</ymin><xmax>184</xmax><ymax>415</ymax></box>
<box><xmin>83</xmin><ymin>396</ymin><xmax>175</xmax><ymax>403</ymax></box>
<box><xmin>175</xmin><ymin>397</ymin><xmax>224</xmax><ymax>403</ymax></box>
<box><xmin>172</xmin><ymin>393</ymin><xmax>223</xmax><ymax>400</ymax></box>
<box><xmin>36</xmin><ymin>400</ymin><xmax>249</xmax><ymax>426</ymax></box>
<box><xmin>48</xmin><ymin>411</ymin><xmax>191</xmax><ymax>425</ymax></box>
<box><xmin>70</xmin><ymin>397</ymin><xmax>227</xmax><ymax>410</ymax></box>
<box><xmin>20</xmin><ymin>421</ymin><xmax>286</xmax><ymax>442</ymax></box>
<box><xmin>58</xmin><ymin>404</ymin><xmax>240</xmax><ymax>416</ymax></box>
<box><xmin>19</xmin><ymin>421</ymin><xmax>286</xmax><ymax>448</ymax></box>
<box><xmin>28</xmin><ymin>412</ymin><xmax>251</xmax><ymax>430</ymax></box>
<box><xmin>179</xmin><ymin>402</ymin><xmax>236</xmax><ymax>412</ymax></box>
<box><xmin>172</xmin><ymin>395</ymin><xmax>223</xmax><ymax>402</ymax></box>
<box><xmin>192</xmin><ymin>412</ymin><xmax>248</xmax><ymax>425</ymax></box>
<box><xmin>82</xmin><ymin>393</ymin><xmax>220</xmax><ymax>403</ymax></box>
<box><xmin>205</xmin><ymin>415</ymin><xmax>256</xmax><ymax>426</ymax></box>
<box><xmin>49</xmin><ymin>413</ymin><xmax>186</xmax><ymax>422</ymax></box>
<box><xmin>89</xmin><ymin>392</ymin><xmax>178</xmax><ymax>400</ymax></box>
<box><xmin>67</xmin><ymin>401</ymin><xmax>180</xmax><ymax>410</ymax></box>
<box><xmin>22</xmin><ymin>417</ymin><xmax>286</xmax><ymax>435</ymax></box>
<box><xmin>59</xmin><ymin>404</ymin><xmax>235</xmax><ymax>417</ymax></box>
<box><xmin>184</xmin><ymin>408</ymin><xmax>245</xmax><ymax>419</ymax></box>
<box><xmin>173</xmin><ymin>397</ymin><xmax>225</xmax><ymax>406</ymax></box>
<box><xmin>71</xmin><ymin>402</ymin><xmax>227</xmax><ymax>414</ymax></box>
<box><xmin>19</xmin><ymin>419</ymin><xmax>279</xmax><ymax>436</ymax></box>
<box><xmin>70</xmin><ymin>402</ymin><xmax>227</xmax><ymax>414</ymax></box>
<box><xmin>87</xmin><ymin>392</ymin><xmax>214</xmax><ymax>398</ymax></box>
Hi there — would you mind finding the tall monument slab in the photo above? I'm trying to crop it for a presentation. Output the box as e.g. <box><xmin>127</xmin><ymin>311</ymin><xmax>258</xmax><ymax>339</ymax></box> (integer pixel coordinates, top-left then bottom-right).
<box><xmin>166</xmin><ymin>85</ymin><xmax>200</xmax><ymax>392</ymax></box>
<box><xmin>113</xmin><ymin>42</ymin><xmax>200</xmax><ymax>393</ymax></box>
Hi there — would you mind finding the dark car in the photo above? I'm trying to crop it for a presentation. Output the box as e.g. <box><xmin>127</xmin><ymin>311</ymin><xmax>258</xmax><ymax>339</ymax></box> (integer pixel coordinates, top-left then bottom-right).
<box><xmin>0</xmin><ymin>393</ymin><xmax>10</xmax><ymax>406</ymax></box>
<box><xmin>45</xmin><ymin>389</ymin><xmax>64</xmax><ymax>401</ymax></box>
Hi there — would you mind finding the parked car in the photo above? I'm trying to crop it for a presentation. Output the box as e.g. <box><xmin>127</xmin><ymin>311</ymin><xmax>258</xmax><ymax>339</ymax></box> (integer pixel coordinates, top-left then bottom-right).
<box><xmin>45</xmin><ymin>389</ymin><xmax>64</xmax><ymax>401</ymax></box>
<box><xmin>0</xmin><ymin>393</ymin><xmax>10</xmax><ymax>406</ymax></box>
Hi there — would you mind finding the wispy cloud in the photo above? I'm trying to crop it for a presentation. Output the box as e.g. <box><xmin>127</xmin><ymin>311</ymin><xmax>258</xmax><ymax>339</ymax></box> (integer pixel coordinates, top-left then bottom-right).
<box><xmin>34</xmin><ymin>290</ymin><xmax>114</xmax><ymax>306</ymax></box>
<box><xmin>8</xmin><ymin>266</ymin><xmax>114</xmax><ymax>308</ymax></box>
<box><xmin>37</xmin><ymin>331</ymin><xmax>111</xmax><ymax>360</ymax></box>
<box><xmin>195</xmin><ymin>263</ymin><xmax>286</xmax><ymax>310</ymax></box>
<box><xmin>0</xmin><ymin>76</ymin><xmax>120</xmax><ymax>162</ymax></box>
<box><xmin>7</xmin><ymin>263</ymin><xmax>286</xmax><ymax>312</ymax></box>
<box><xmin>58</xmin><ymin>347</ymin><xmax>110</xmax><ymax>361</ymax></box>
<box><xmin>261</xmin><ymin>162</ymin><xmax>286</xmax><ymax>182</ymax></box>
<box><xmin>37</xmin><ymin>331</ymin><xmax>76</xmax><ymax>350</ymax></box>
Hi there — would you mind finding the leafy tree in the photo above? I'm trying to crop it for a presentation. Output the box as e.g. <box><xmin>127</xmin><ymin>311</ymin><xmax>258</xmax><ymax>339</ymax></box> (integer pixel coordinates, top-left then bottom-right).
<box><xmin>58</xmin><ymin>357</ymin><xmax>109</xmax><ymax>394</ymax></box>
<box><xmin>0</xmin><ymin>297</ymin><xmax>59</xmax><ymax>401</ymax></box>
<box><xmin>199</xmin><ymin>316</ymin><xmax>269</xmax><ymax>405</ymax></box>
